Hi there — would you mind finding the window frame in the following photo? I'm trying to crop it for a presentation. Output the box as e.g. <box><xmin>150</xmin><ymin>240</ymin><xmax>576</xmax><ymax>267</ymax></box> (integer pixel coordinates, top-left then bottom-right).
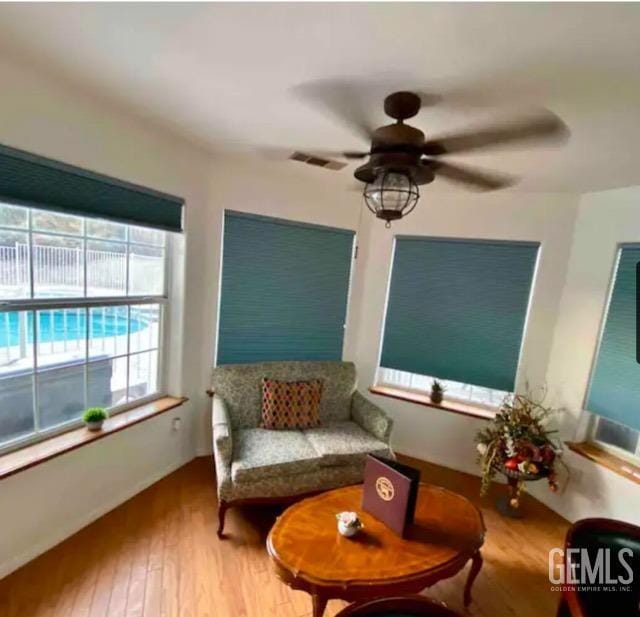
<box><xmin>374</xmin><ymin>235</ymin><xmax>541</xmax><ymax>407</ymax></box>
<box><xmin>582</xmin><ymin>243</ymin><xmax>640</xmax><ymax>463</ymax></box>
<box><xmin>375</xmin><ymin>366</ymin><xmax>509</xmax><ymax>410</ymax></box>
<box><xmin>588</xmin><ymin>414</ymin><xmax>640</xmax><ymax>465</ymax></box>
<box><xmin>214</xmin><ymin>209</ymin><xmax>356</xmax><ymax>366</ymax></box>
<box><xmin>0</xmin><ymin>206</ymin><xmax>170</xmax><ymax>455</ymax></box>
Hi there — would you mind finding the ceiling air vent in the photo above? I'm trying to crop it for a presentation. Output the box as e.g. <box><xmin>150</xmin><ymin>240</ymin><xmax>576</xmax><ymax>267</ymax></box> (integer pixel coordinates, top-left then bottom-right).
<box><xmin>289</xmin><ymin>151</ymin><xmax>346</xmax><ymax>171</ymax></box>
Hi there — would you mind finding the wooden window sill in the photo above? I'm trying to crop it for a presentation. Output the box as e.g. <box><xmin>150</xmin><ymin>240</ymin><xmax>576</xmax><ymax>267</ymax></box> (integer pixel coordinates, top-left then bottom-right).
<box><xmin>566</xmin><ymin>441</ymin><xmax>640</xmax><ymax>486</ymax></box>
<box><xmin>369</xmin><ymin>385</ymin><xmax>497</xmax><ymax>421</ymax></box>
<box><xmin>0</xmin><ymin>396</ymin><xmax>188</xmax><ymax>481</ymax></box>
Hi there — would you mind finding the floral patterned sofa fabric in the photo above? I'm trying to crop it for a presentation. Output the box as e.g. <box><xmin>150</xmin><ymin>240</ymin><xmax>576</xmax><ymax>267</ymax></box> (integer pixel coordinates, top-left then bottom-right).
<box><xmin>303</xmin><ymin>421</ymin><xmax>392</xmax><ymax>467</ymax></box>
<box><xmin>228</xmin><ymin>464</ymin><xmax>367</xmax><ymax>502</ymax></box>
<box><xmin>212</xmin><ymin>395</ymin><xmax>232</xmax><ymax>467</ymax></box>
<box><xmin>231</xmin><ymin>428</ymin><xmax>322</xmax><ymax>483</ymax></box>
<box><xmin>211</xmin><ymin>395</ymin><xmax>233</xmax><ymax>502</ymax></box>
<box><xmin>351</xmin><ymin>391</ymin><xmax>393</xmax><ymax>442</ymax></box>
<box><xmin>211</xmin><ymin>360</ymin><xmax>356</xmax><ymax>429</ymax></box>
<box><xmin>211</xmin><ymin>361</ymin><xmax>394</xmax><ymax>504</ymax></box>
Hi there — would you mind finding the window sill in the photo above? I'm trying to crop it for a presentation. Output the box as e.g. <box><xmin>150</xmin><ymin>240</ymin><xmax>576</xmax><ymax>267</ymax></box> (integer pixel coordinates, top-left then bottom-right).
<box><xmin>0</xmin><ymin>396</ymin><xmax>188</xmax><ymax>481</ymax></box>
<box><xmin>369</xmin><ymin>385</ymin><xmax>497</xmax><ymax>420</ymax></box>
<box><xmin>566</xmin><ymin>441</ymin><xmax>640</xmax><ymax>486</ymax></box>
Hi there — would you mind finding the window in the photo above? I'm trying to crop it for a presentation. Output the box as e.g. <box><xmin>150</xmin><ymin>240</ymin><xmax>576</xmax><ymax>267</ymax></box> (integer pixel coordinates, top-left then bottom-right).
<box><xmin>591</xmin><ymin>416</ymin><xmax>640</xmax><ymax>462</ymax></box>
<box><xmin>377</xmin><ymin>367</ymin><xmax>509</xmax><ymax>408</ymax></box>
<box><xmin>0</xmin><ymin>204</ymin><xmax>166</xmax><ymax>452</ymax></box>
<box><xmin>586</xmin><ymin>245</ymin><xmax>640</xmax><ymax>461</ymax></box>
<box><xmin>377</xmin><ymin>236</ymin><xmax>539</xmax><ymax>406</ymax></box>
<box><xmin>216</xmin><ymin>211</ymin><xmax>355</xmax><ymax>364</ymax></box>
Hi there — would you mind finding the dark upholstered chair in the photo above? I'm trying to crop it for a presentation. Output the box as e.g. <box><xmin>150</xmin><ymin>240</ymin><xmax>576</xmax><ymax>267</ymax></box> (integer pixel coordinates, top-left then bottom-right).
<box><xmin>335</xmin><ymin>596</ymin><xmax>461</xmax><ymax>617</ymax></box>
<box><xmin>557</xmin><ymin>518</ymin><xmax>640</xmax><ymax>617</ymax></box>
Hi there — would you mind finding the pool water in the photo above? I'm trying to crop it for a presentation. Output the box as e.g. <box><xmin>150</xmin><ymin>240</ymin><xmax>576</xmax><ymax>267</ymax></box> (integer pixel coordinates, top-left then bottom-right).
<box><xmin>0</xmin><ymin>308</ymin><xmax>148</xmax><ymax>346</ymax></box>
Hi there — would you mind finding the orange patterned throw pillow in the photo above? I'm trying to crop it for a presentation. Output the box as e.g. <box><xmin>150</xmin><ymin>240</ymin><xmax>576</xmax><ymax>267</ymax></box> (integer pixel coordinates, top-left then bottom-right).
<box><xmin>260</xmin><ymin>378</ymin><xmax>323</xmax><ymax>430</ymax></box>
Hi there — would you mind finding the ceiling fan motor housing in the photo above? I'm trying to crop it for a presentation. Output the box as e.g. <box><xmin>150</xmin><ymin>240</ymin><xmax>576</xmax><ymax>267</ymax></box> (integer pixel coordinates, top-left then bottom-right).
<box><xmin>354</xmin><ymin>122</ymin><xmax>434</xmax><ymax>185</ymax></box>
<box><xmin>383</xmin><ymin>91</ymin><xmax>422</xmax><ymax>121</ymax></box>
<box><xmin>354</xmin><ymin>152</ymin><xmax>435</xmax><ymax>185</ymax></box>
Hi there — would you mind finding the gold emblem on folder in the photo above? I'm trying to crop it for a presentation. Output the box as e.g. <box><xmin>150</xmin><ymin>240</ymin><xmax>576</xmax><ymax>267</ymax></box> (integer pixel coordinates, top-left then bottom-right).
<box><xmin>376</xmin><ymin>476</ymin><xmax>395</xmax><ymax>501</ymax></box>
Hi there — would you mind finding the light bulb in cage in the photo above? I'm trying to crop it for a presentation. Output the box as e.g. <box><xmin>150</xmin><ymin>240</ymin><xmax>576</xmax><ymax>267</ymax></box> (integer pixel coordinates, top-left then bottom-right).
<box><xmin>363</xmin><ymin>170</ymin><xmax>419</xmax><ymax>227</ymax></box>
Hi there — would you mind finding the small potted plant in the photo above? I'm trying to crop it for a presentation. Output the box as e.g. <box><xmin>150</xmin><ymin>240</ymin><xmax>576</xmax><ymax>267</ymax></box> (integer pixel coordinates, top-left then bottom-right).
<box><xmin>336</xmin><ymin>511</ymin><xmax>363</xmax><ymax>537</ymax></box>
<box><xmin>430</xmin><ymin>380</ymin><xmax>446</xmax><ymax>404</ymax></box>
<box><xmin>82</xmin><ymin>407</ymin><xmax>108</xmax><ymax>431</ymax></box>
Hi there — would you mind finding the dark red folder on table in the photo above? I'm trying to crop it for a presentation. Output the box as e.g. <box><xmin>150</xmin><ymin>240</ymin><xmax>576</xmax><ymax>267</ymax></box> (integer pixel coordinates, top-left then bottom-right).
<box><xmin>361</xmin><ymin>454</ymin><xmax>420</xmax><ymax>537</ymax></box>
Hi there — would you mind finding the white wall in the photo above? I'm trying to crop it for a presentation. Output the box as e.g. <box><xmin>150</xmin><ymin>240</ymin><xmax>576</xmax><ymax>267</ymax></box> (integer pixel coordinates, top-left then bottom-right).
<box><xmin>0</xmin><ymin>54</ymin><xmax>211</xmax><ymax>578</ymax></box>
<box><xmin>351</xmin><ymin>192</ymin><xmax>580</xmax><ymax>474</ymax></box>
<box><xmin>352</xmin><ymin>187</ymin><xmax>640</xmax><ymax>527</ymax></box>
<box><xmin>0</xmin><ymin>406</ymin><xmax>194</xmax><ymax>579</ymax></box>
<box><xmin>530</xmin><ymin>186</ymin><xmax>640</xmax><ymax>525</ymax></box>
<box><xmin>186</xmin><ymin>154</ymin><xmax>364</xmax><ymax>454</ymax></box>
<box><xmin>2</xmin><ymin>48</ymin><xmax>640</xmax><ymax>578</ymax></box>
<box><xmin>0</xmin><ymin>56</ymin><xmax>363</xmax><ymax>576</ymax></box>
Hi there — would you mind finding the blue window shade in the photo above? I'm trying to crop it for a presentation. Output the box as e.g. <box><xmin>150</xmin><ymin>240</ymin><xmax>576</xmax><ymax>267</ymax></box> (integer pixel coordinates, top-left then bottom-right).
<box><xmin>216</xmin><ymin>211</ymin><xmax>354</xmax><ymax>364</ymax></box>
<box><xmin>0</xmin><ymin>143</ymin><xmax>184</xmax><ymax>232</ymax></box>
<box><xmin>587</xmin><ymin>246</ymin><xmax>640</xmax><ymax>431</ymax></box>
<box><xmin>380</xmin><ymin>236</ymin><xmax>539</xmax><ymax>392</ymax></box>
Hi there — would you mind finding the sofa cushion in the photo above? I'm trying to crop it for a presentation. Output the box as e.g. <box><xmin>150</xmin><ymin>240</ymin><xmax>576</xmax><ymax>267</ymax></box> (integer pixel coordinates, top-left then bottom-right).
<box><xmin>231</xmin><ymin>428</ymin><xmax>322</xmax><ymax>483</ymax></box>
<box><xmin>228</xmin><ymin>464</ymin><xmax>367</xmax><ymax>501</ymax></box>
<box><xmin>211</xmin><ymin>361</ymin><xmax>356</xmax><ymax>429</ymax></box>
<box><xmin>304</xmin><ymin>421</ymin><xmax>392</xmax><ymax>467</ymax></box>
<box><xmin>260</xmin><ymin>378</ymin><xmax>322</xmax><ymax>429</ymax></box>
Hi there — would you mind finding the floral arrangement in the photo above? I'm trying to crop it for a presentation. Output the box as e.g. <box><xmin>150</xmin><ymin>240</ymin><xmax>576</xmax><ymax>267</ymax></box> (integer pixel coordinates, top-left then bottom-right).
<box><xmin>476</xmin><ymin>392</ymin><xmax>562</xmax><ymax>506</ymax></box>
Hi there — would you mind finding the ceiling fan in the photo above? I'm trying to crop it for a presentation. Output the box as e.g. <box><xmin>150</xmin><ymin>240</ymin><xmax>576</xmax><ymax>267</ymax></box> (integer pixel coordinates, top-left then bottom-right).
<box><xmin>287</xmin><ymin>89</ymin><xmax>568</xmax><ymax>226</ymax></box>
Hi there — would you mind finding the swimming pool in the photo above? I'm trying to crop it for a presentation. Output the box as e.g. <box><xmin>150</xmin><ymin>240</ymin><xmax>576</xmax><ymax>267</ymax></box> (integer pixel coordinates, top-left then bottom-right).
<box><xmin>0</xmin><ymin>307</ymin><xmax>149</xmax><ymax>346</ymax></box>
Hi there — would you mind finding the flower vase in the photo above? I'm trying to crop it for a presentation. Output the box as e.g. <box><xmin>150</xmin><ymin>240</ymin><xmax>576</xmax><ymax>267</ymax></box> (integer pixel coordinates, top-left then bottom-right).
<box><xmin>85</xmin><ymin>419</ymin><xmax>104</xmax><ymax>432</ymax></box>
<box><xmin>496</xmin><ymin>467</ymin><xmax>548</xmax><ymax>518</ymax></box>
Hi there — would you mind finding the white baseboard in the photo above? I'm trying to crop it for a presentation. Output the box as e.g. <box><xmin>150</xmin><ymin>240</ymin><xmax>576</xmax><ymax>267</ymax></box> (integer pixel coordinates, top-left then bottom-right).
<box><xmin>395</xmin><ymin>444</ymin><xmax>482</xmax><ymax>478</ymax></box>
<box><xmin>0</xmin><ymin>454</ymin><xmax>195</xmax><ymax>579</ymax></box>
<box><xmin>196</xmin><ymin>445</ymin><xmax>213</xmax><ymax>457</ymax></box>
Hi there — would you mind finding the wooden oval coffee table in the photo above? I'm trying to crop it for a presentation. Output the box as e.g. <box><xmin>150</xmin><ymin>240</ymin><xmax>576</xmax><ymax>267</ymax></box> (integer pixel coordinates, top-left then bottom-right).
<box><xmin>267</xmin><ymin>483</ymin><xmax>485</xmax><ymax>617</ymax></box>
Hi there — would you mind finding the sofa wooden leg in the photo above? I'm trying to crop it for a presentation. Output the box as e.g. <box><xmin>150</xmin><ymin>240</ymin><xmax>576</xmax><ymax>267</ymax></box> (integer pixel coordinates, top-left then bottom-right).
<box><xmin>217</xmin><ymin>500</ymin><xmax>228</xmax><ymax>538</ymax></box>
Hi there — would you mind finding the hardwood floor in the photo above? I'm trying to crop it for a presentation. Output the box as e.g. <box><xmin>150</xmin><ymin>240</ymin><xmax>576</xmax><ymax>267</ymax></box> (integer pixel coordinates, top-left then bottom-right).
<box><xmin>0</xmin><ymin>455</ymin><xmax>569</xmax><ymax>617</ymax></box>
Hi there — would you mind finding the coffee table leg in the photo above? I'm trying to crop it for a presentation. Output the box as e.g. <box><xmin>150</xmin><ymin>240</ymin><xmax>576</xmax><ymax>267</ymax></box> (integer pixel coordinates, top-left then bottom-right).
<box><xmin>312</xmin><ymin>593</ymin><xmax>328</xmax><ymax>617</ymax></box>
<box><xmin>463</xmin><ymin>550</ymin><xmax>483</xmax><ymax>607</ymax></box>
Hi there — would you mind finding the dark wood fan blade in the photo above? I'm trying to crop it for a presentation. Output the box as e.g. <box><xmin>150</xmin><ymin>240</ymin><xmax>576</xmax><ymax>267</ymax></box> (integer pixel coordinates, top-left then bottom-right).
<box><xmin>312</xmin><ymin>149</ymin><xmax>370</xmax><ymax>160</ymax></box>
<box><xmin>342</xmin><ymin>150</ymin><xmax>370</xmax><ymax>160</ymax></box>
<box><xmin>258</xmin><ymin>146</ymin><xmax>366</xmax><ymax>163</ymax></box>
<box><xmin>291</xmin><ymin>79</ymin><xmax>377</xmax><ymax>143</ymax></box>
<box><xmin>425</xmin><ymin>159</ymin><xmax>515</xmax><ymax>191</ymax></box>
<box><xmin>422</xmin><ymin>112</ymin><xmax>568</xmax><ymax>156</ymax></box>
<box><xmin>412</xmin><ymin>90</ymin><xmax>443</xmax><ymax>107</ymax></box>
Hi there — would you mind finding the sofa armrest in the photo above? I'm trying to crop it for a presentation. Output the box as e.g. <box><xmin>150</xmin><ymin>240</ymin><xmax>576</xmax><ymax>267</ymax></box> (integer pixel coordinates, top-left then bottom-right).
<box><xmin>351</xmin><ymin>391</ymin><xmax>393</xmax><ymax>443</ymax></box>
<box><xmin>212</xmin><ymin>394</ymin><xmax>233</xmax><ymax>501</ymax></box>
<box><xmin>212</xmin><ymin>394</ymin><xmax>233</xmax><ymax>464</ymax></box>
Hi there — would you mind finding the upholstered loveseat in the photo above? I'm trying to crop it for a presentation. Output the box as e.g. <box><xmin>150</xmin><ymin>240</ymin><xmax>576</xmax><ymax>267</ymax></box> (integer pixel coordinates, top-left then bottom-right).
<box><xmin>211</xmin><ymin>360</ymin><xmax>394</xmax><ymax>536</ymax></box>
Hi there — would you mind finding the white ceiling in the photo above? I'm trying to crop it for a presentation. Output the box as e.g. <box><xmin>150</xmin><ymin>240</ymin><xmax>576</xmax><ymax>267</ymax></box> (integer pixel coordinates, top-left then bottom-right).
<box><xmin>1</xmin><ymin>3</ymin><xmax>640</xmax><ymax>193</ymax></box>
